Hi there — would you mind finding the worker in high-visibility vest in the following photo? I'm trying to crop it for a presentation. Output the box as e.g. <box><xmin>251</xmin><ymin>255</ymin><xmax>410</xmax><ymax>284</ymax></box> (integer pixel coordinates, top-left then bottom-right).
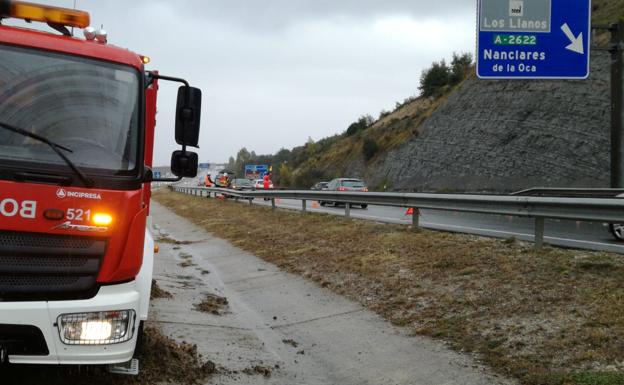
<box><xmin>204</xmin><ymin>174</ymin><xmax>214</xmax><ymax>187</ymax></box>
<box><xmin>218</xmin><ymin>174</ymin><xmax>229</xmax><ymax>187</ymax></box>
<box><xmin>263</xmin><ymin>172</ymin><xmax>271</xmax><ymax>190</ymax></box>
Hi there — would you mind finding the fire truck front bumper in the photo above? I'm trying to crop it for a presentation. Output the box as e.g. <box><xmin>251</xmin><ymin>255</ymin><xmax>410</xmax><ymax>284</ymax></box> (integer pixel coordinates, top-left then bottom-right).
<box><xmin>0</xmin><ymin>281</ymin><xmax>141</xmax><ymax>365</ymax></box>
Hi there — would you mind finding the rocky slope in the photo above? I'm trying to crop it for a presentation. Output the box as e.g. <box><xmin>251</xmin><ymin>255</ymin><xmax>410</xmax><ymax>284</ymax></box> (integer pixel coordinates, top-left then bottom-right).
<box><xmin>367</xmin><ymin>51</ymin><xmax>611</xmax><ymax>192</ymax></box>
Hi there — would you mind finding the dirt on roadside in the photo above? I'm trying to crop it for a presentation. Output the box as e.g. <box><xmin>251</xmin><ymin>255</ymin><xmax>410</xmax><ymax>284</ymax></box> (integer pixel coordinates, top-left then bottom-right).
<box><xmin>151</xmin><ymin>279</ymin><xmax>173</xmax><ymax>299</ymax></box>
<box><xmin>154</xmin><ymin>189</ymin><xmax>624</xmax><ymax>385</ymax></box>
<box><xmin>194</xmin><ymin>293</ymin><xmax>229</xmax><ymax>315</ymax></box>
<box><xmin>3</xmin><ymin>325</ymin><xmax>215</xmax><ymax>385</ymax></box>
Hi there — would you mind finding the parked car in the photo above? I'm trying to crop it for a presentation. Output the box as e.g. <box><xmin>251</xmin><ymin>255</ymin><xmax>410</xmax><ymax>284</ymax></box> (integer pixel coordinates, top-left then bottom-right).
<box><xmin>610</xmin><ymin>193</ymin><xmax>623</xmax><ymax>241</ymax></box>
<box><xmin>324</xmin><ymin>178</ymin><xmax>369</xmax><ymax>208</ymax></box>
<box><xmin>230</xmin><ymin>178</ymin><xmax>255</xmax><ymax>191</ymax></box>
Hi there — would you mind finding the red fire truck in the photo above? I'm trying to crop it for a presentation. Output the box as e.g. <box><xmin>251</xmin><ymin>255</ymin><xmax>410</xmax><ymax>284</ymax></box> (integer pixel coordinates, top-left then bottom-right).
<box><xmin>0</xmin><ymin>1</ymin><xmax>201</xmax><ymax>369</ymax></box>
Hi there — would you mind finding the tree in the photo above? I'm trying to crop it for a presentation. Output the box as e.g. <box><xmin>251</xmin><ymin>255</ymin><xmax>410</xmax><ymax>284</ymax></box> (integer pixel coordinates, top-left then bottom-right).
<box><xmin>278</xmin><ymin>163</ymin><xmax>293</xmax><ymax>187</ymax></box>
<box><xmin>233</xmin><ymin>147</ymin><xmax>252</xmax><ymax>175</ymax></box>
<box><xmin>419</xmin><ymin>60</ymin><xmax>450</xmax><ymax>97</ymax></box>
<box><xmin>450</xmin><ymin>52</ymin><xmax>473</xmax><ymax>85</ymax></box>
<box><xmin>227</xmin><ymin>156</ymin><xmax>236</xmax><ymax>170</ymax></box>
<box><xmin>305</xmin><ymin>136</ymin><xmax>317</xmax><ymax>156</ymax></box>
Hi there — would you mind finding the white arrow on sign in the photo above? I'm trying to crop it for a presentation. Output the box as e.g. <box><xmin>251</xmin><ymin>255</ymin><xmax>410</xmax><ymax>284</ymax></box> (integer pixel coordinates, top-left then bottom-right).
<box><xmin>561</xmin><ymin>23</ymin><xmax>584</xmax><ymax>54</ymax></box>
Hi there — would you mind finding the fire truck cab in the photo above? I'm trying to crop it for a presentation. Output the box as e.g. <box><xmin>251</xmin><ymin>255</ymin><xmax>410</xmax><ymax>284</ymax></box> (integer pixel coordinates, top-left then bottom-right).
<box><xmin>0</xmin><ymin>1</ymin><xmax>201</xmax><ymax>368</ymax></box>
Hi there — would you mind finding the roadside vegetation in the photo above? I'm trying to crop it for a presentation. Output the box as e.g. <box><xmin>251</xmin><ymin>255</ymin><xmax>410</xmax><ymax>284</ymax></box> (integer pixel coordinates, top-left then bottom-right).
<box><xmin>155</xmin><ymin>189</ymin><xmax>624</xmax><ymax>385</ymax></box>
<box><xmin>592</xmin><ymin>0</ymin><xmax>624</xmax><ymax>26</ymax></box>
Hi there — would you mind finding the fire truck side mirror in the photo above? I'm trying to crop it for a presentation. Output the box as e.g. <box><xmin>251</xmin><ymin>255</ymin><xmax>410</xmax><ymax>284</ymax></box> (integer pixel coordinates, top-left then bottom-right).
<box><xmin>175</xmin><ymin>86</ymin><xmax>202</xmax><ymax>147</ymax></box>
<box><xmin>171</xmin><ymin>150</ymin><xmax>198</xmax><ymax>178</ymax></box>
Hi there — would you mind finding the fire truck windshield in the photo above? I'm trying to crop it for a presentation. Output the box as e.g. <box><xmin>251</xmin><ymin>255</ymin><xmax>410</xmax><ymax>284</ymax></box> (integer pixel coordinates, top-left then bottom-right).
<box><xmin>0</xmin><ymin>44</ymin><xmax>140</xmax><ymax>176</ymax></box>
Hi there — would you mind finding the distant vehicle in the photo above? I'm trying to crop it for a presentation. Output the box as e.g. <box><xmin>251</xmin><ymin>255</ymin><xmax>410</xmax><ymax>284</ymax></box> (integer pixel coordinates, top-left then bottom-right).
<box><xmin>312</xmin><ymin>181</ymin><xmax>329</xmax><ymax>206</ymax></box>
<box><xmin>610</xmin><ymin>193</ymin><xmax>623</xmax><ymax>242</ymax></box>
<box><xmin>215</xmin><ymin>170</ymin><xmax>235</xmax><ymax>187</ymax></box>
<box><xmin>311</xmin><ymin>182</ymin><xmax>328</xmax><ymax>190</ymax></box>
<box><xmin>231</xmin><ymin>178</ymin><xmax>255</xmax><ymax>191</ymax></box>
<box><xmin>324</xmin><ymin>178</ymin><xmax>369</xmax><ymax>208</ymax></box>
<box><xmin>254</xmin><ymin>179</ymin><xmax>274</xmax><ymax>189</ymax></box>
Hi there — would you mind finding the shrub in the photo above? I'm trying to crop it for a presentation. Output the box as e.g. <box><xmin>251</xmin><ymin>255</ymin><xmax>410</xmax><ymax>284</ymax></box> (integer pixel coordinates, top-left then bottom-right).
<box><xmin>362</xmin><ymin>138</ymin><xmax>380</xmax><ymax>161</ymax></box>
<box><xmin>346</xmin><ymin>115</ymin><xmax>374</xmax><ymax>136</ymax></box>
<box><xmin>419</xmin><ymin>53</ymin><xmax>473</xmax><ymax>97</ymax></box>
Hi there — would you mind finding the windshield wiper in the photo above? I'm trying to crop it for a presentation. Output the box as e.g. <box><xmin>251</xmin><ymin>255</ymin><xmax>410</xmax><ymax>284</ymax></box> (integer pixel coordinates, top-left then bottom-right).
<box><xmin>0</xmin><ymin>121</ymin><xmax>94</xmax><ymax>187</ymax></box>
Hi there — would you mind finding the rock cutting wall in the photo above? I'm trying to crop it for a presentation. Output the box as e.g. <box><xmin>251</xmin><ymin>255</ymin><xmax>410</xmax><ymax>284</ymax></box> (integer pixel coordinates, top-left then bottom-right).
<box><xmin>370</xmin><ymin>52</ymin><xmax>612</xmax><ymax>192</ymax></box>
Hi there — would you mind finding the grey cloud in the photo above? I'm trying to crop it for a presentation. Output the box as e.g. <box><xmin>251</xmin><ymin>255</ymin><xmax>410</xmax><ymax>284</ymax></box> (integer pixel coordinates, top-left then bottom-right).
<box><xmin>148</xmin><ymin>0</ymin><xmax>474</xmax><ymax>31</ymax></box>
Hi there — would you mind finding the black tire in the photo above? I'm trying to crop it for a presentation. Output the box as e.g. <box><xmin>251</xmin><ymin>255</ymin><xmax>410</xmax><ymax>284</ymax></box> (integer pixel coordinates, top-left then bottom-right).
<box><xmin>610</xmin><ymin>223</ymin><xmax>624</xmax><ymax>241</ymax></box>
<box><xmin>134</xmin><ymin>321</ymin><xmax>145</xmax><ymax>357</ymax></box>
<box><xmin>319</xmin><ymin>201</ymin><xmax>326</xmax><ymax>206</ymax></box>
<box><xmin>360</xmin><ymin>204</ymin><xmax>368</xmax><ymax>209</ymax></box>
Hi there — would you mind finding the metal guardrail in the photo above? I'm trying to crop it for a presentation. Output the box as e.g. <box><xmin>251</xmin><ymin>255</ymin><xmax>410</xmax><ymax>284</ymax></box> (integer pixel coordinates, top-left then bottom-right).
<box><xmin>170</xmin><ymin>186</ymin><xmax>624</xmax><ymax>250</ymax></box>
<box><xmin>512</xmin><ymin>187</ymin><xmax>624</xmax><ymax>198</ymax></box>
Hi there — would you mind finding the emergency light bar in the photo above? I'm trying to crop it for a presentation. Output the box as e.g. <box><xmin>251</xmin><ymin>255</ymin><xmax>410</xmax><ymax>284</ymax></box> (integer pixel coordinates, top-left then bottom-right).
<box><xmin>0</xmin><ymin>0</ymin><xmax>90</xmax><ymax>28</ymax></box>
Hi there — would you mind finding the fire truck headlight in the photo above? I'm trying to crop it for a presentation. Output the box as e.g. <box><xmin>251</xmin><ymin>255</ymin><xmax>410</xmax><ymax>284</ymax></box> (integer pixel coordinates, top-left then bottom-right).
<box><xmin>57</xmin><ymin>310</ymin><xmax>135</xmax><ymax>345</ymax></box>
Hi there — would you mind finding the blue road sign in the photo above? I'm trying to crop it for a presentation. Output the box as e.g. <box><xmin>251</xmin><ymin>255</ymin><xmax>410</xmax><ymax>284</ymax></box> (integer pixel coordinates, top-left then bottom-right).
<box><xmin>477</xmin><ymin>0</ymin><xmax>591</xmax><ymax>79</ymax></box>
<box><xmin>153</xmin><ymin>171</ymin><xmax>161</xmax><ymax>179</ymax></box>
<box><xmin>245</xmin><ymin>164</ymin><xmax>269</xmax><ymax>179</ymax></box>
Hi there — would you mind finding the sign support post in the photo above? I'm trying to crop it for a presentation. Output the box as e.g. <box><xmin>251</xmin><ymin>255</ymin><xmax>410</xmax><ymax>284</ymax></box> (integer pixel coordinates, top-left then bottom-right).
<box><xmin>611</xmin><ymin>21</ymin><xmax>624</xmax><ymax>188</ymax></box>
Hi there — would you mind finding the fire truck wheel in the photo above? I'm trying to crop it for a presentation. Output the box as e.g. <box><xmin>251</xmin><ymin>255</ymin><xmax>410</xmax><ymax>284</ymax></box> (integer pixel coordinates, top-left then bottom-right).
<box><xmin>134</xmin><ymin>321</ymin><xmax>145</xmax><ymax>357</ymax></box>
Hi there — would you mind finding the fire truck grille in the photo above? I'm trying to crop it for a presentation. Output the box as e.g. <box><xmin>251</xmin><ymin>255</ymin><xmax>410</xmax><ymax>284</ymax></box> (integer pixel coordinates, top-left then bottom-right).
<box><xmin>0</xmin><ymin>232</ymin><xmax>96</xmax><ymax>249</ymax></box>
<box><xmin>0</xmin><ymin>231</ymin><xmax>106</xmax><ymax>302</ymax></box>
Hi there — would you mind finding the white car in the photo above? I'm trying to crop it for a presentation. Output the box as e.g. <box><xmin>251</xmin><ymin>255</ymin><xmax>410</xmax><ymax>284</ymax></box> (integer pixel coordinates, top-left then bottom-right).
<box><xmin>610</xmin><ymin>193</ymin><xmax>624</xmax><ymax>241</ymax></box>
<box><xmin>254</xmin><ymin>179</ymin><xmax>274</xmax><ymax>189</ymax></box>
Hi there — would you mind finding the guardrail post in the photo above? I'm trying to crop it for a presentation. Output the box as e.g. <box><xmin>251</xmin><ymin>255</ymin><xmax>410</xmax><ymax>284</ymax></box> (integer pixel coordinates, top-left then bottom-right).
<box><xmin>271</xmin><ymin>198</ymin><xmax>276</xmax><ymax>211</ymax></box>
<box><xmin>249</xmin><ymin>197</ymin><xmax>253</xmax><ymax>205</ymax></box>
<box><xmin>302</xmin><ymin>200</ymin><xmax>307</xmax><ymax>213</ymax></box>
<box><xmin>534</xmin><ymin>217</ymin><xmax>545</xmax><ymax>250</ymax></box>
<box><xmin>411</xmin><ymin>207</ymin><xmax>419</xmax><ymax>230</ymax></box>
<box><xmin>345</xmin><ymin>203</ymin><xmax>351</xmax><ymax>218</ymax></box>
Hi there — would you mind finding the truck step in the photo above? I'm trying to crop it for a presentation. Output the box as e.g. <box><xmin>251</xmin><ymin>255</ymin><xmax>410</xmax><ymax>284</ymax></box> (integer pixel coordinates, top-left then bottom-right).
<box><xmin>107</xmin><ymin>358</ymin><xmax>139</xmax><ymax>375</ymax></box>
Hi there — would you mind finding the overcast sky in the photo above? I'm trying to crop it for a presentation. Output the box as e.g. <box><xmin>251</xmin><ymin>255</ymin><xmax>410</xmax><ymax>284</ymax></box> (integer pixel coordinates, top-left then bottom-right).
<box><xmin>7</xmin><ymin>1</ymin><xmax>476</xmax><ymax>165</ymax></box>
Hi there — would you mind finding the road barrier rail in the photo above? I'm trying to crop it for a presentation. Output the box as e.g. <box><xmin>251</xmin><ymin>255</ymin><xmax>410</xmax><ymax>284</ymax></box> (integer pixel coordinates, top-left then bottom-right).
<box><xmin>170</xmin><ymin>186</ymin><xmax>624</xmax><ymax>250</ymax></box>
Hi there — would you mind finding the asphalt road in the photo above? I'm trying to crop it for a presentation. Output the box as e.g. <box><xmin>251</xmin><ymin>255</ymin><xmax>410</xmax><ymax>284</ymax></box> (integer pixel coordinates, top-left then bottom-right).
<box><xmin>246</xmin><ymin>198</ymin><xmax>624</xmax><ymax>254</ymax></box>
<box><xmin>150</xmin><ymin>202</ymin><xmax>513</xmax><ymax>385</ymax></box>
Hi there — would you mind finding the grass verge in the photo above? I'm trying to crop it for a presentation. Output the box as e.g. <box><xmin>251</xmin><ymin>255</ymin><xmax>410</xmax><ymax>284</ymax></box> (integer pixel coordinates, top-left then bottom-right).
<box><xmin>154</xmin><ymin>189</ymin><xmax>624</xmax><ymax>385</ymax></box>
